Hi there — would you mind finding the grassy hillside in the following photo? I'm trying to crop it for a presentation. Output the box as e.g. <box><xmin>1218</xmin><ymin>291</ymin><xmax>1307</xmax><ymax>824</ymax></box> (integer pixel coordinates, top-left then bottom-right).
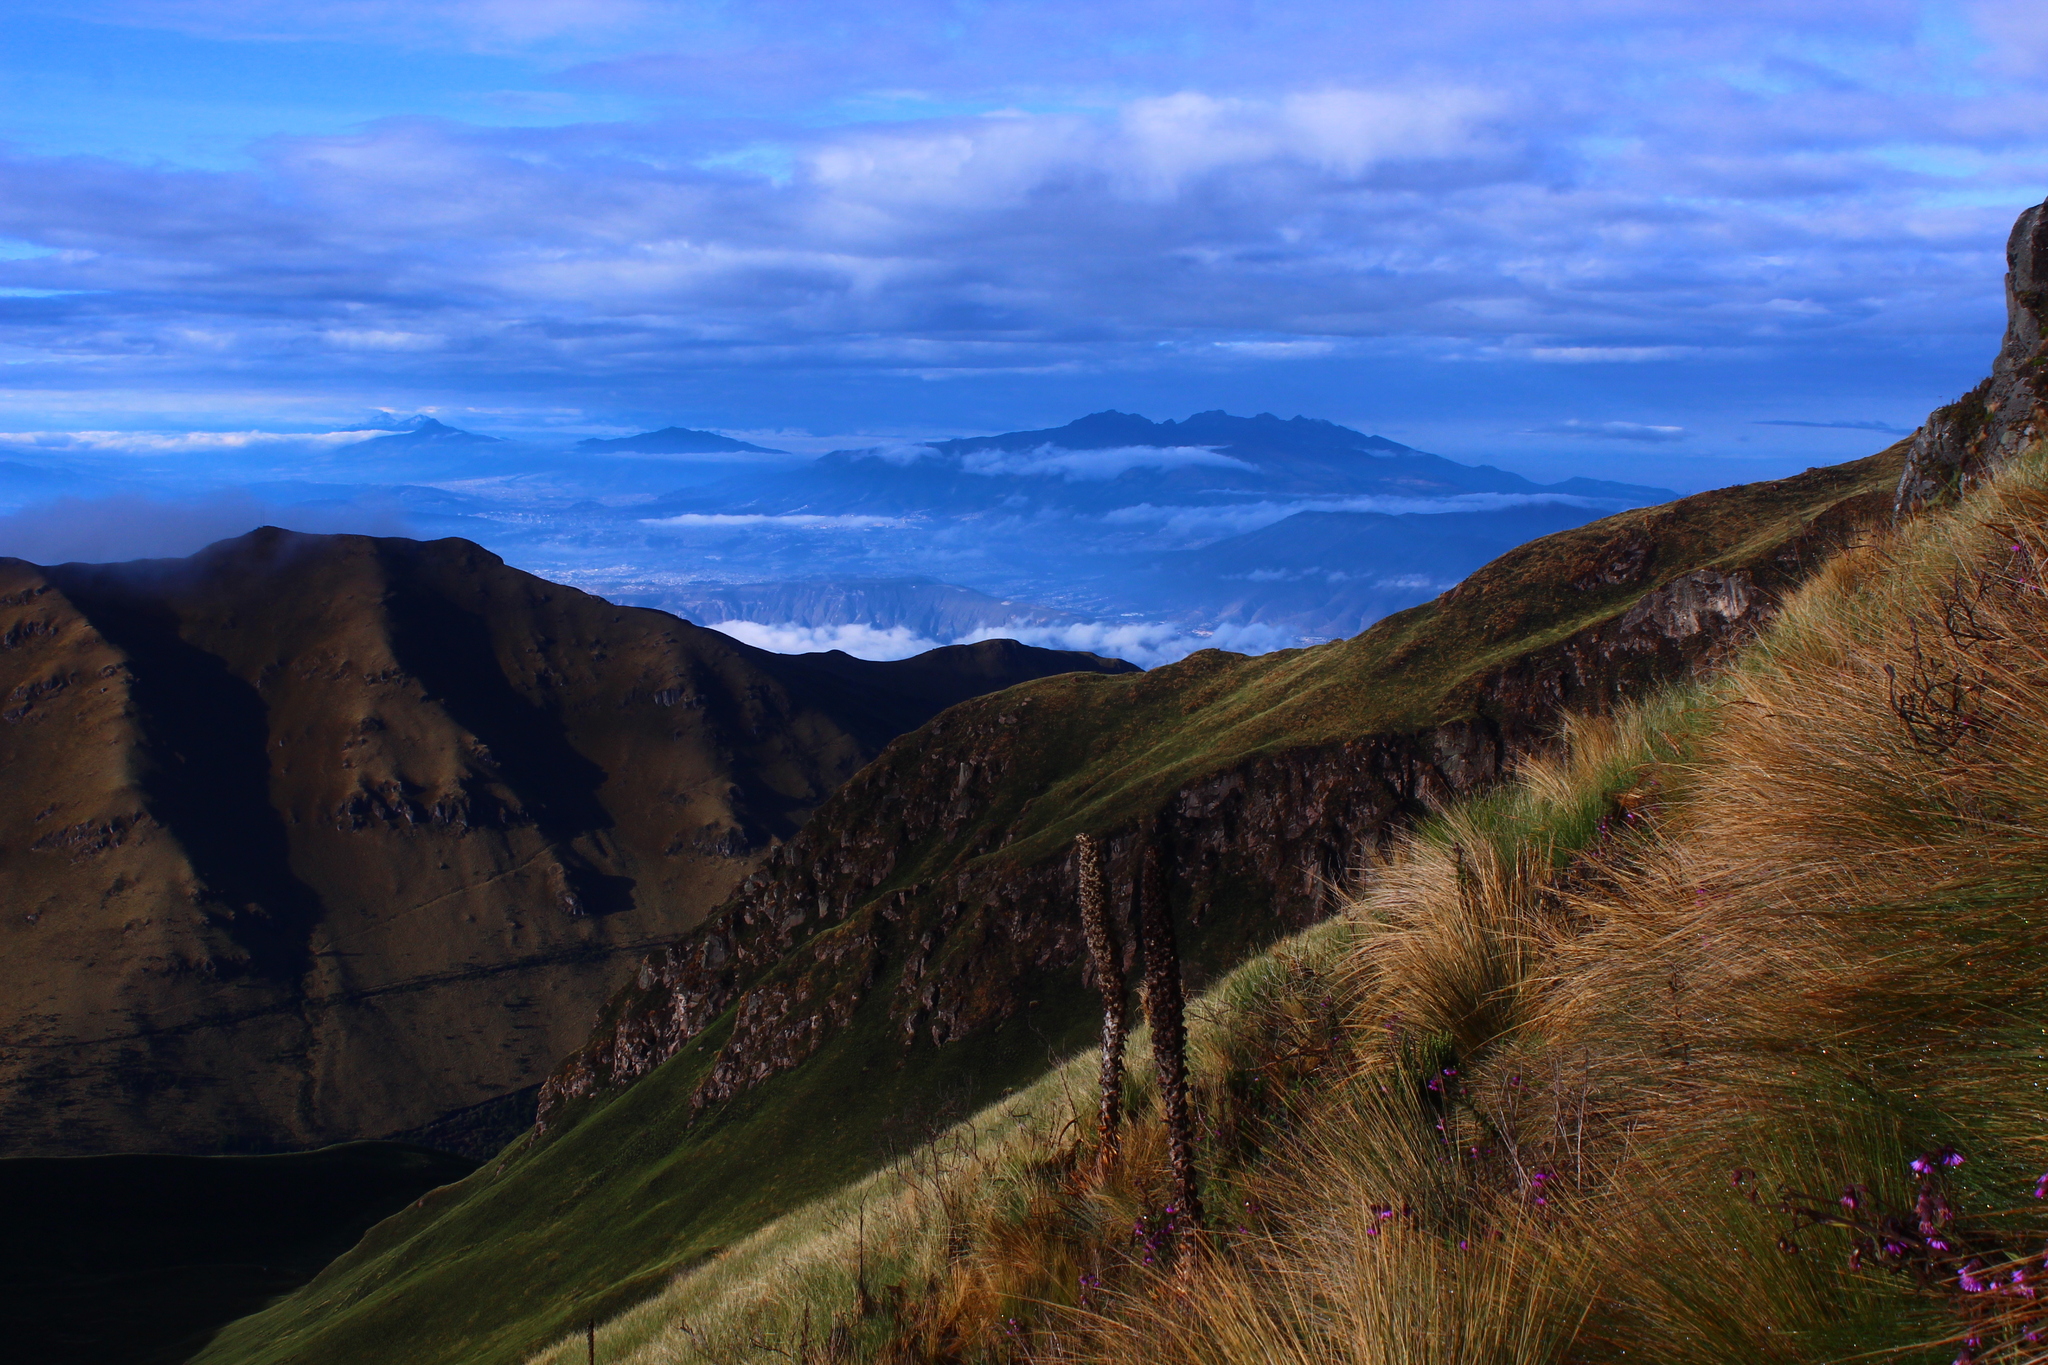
<box><xmin>190</xmin><ymin>449</ymin><xmax>1902</xmax><ymax>1365</ymax></box>
<box><xmin>547</xmin><ymin>442</ymin><xmax>2048</xmax><ymax>1365</ymax></box>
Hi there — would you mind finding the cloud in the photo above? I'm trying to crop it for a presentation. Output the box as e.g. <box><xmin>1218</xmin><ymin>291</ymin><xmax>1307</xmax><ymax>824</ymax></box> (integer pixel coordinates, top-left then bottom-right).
<box><xmin>0</xmin><ymin>428</ymin><xmax>393</xmax><ymax>454</ymax></box>
<box><xmin>958</xmin><ymin>444</ymin><xmax>1256</xmax><ymax>480</ymax></box>
<box><xmin>0</xmin><ymin>0</ymin><xmax>2039</xmax><ymax>443</ymax></box>
<box><xmin>705</xmin><ymin>619</ymin><xmax>940</xmax><ymax>658</ymax></box>
<box><xmin>1103</xmin><ymin>491</ymin><xmax>1613</xmax><ymax>540</ymax></box>
<box><xmin>701</xmin><ymin>611</ymin><xmax>1310</xmax><ymax>668</ymax></box>
<box><xmin>1751</xmin><ymin>419</ymin><xmax>1913</xmax><ymax>433</ymax></box>
<box><xmin>0</xmin><ymin>491</ymin><xmax>412</xmax><ymax>565</ymax></box>
<box><xmin>1212</xmin><ymin>340</ymin><xmax>1338</xmax><ymax>359</ymax></box>
<box><xmin>960</xmin><ymin>619</ymin><xmax>1308</xmax><ymax>669</ymax></box>
<box><xmin>1522</xmin><ymin>348</ymin><xmax>1705</xmax><ymax>364</ymax></box>
<box><xmin>639</xmin><ymin>512</ymin><xmax>913</xmax><ymax>529</ymax></box>
<box><xmin>1520</xmin><ymin>420</ymin><xmax>1688</xmax><ymax>443</ymax></box>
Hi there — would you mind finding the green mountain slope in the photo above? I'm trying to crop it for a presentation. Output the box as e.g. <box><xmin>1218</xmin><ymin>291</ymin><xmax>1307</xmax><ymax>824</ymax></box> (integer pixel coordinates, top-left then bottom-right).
<box><xmin>548</xmin><ymin>437</ymin><xmax>2048</xmax><ymax>1365</ymax></box>
<box><xmin>192</xmin><ymin>446</ymin><xmax>1902</xmax><ymax>1365</ymax></box>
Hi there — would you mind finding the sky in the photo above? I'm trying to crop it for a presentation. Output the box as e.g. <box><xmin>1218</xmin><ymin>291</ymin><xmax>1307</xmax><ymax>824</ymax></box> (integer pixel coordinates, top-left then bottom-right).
<box><xmin>2</xmin><ymin>1</ymin><xmax>2047</xmax><ymax>488</ymax></box>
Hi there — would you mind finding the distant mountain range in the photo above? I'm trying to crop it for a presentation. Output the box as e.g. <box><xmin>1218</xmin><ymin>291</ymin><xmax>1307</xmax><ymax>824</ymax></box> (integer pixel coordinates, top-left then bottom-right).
<box><xmin>603</xmin><ymin>410</ymin><xmax>1676</xmax><ymax>647</ymax></box>
<box><xmin>344</xmin><ymin>417</ymin><xmax>503</xmax><ymax>451</ymax></box>
<box><xmin>574</xmin><ymin>427</ymin><xmax>787</xmax><ymax>456</ymax></box>
<box><xmin>643</xmin><ymin>577</ymin><xmax>1087</xmax><ymax>638</ymax></box>
<box><xmin>654</xmin><ymin>409</ymin><xmax>1670</xmax><ymax>519</ymax></box>
<box><xmin>0</xmin><ymin>408</ymin><xmax>1682</xmax><ymax>661</ymax></box>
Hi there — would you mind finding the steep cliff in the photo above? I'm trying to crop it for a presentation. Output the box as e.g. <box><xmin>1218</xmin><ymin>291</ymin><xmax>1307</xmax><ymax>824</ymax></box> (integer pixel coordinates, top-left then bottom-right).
<box><xmin>0</xmin><ymin>528</ymin><xmax>1132</xmax><ymax>1156</ymax></box>
<box><xmin>1895</xmin><ymin>193</ymin><xmax>2048</xmax><ymax>512</ymax></box>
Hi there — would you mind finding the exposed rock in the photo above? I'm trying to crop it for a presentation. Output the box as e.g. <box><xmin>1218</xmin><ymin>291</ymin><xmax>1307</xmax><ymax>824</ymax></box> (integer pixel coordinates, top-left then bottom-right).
<box><xmin>1896</xmin><ymin>196</ymin><xmax>2048</xmax><ymax>514</ymax></box>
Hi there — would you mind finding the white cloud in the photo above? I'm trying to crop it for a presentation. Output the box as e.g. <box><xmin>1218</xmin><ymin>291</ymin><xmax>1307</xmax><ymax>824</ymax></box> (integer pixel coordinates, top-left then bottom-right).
<box><xmin>958</xmin><ymin>444</ymin><xmax>1255</xmax><ymax>480</ymax></box>
<box><xmin>1520</xmin><ymin>420</ymin><xmax>1688</xmax><ymax>443</ymax></box>
<box><xmin>701</xmin><ymin>612</ymin><xmax>1312</xmax><ymax>668</ymax></box>
<box><xmin>0</xmin><ymin>428</ymin><xmax>394</xmax><ymax>453</ymax></box>
<box><xmin>5</xmin><ymin>0</ymin><xmax>2041</xmax><ymax>441</ymax></box>
<box><xmin>1523</xmin><ymin>347</ymin><xmax>1705</xmax><ymax>364</ymax></box>
<box><xmin>705</xmin><ymin>619</ymin><xmax>940</xmax><ymax>658</ymax></box>
<box><xmin>1103</xmin><ymin>491</ymin><xmax>1612</xmax><ymax>539</ymax></box>
<box><xmin>1212</xmin><ymin>340</ymin><xmax>1338</xmax><ymax>359</ymax></box>
<box><xmin>639</xmin><ymin>512</ymin><xmax>912</xmax><ymax>529</ymax></box>
<box><xmin>962</xmin><ymin>619</ymin><xmax>1308</xmax><ymax>668</ymax></box>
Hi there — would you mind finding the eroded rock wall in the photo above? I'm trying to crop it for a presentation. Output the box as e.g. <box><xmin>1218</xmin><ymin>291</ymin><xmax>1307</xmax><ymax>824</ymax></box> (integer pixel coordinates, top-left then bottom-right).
<box><xmin>1896</xmin><ymin>196</ymin><xmax>2048</xmax><ymax>513</ymax></box>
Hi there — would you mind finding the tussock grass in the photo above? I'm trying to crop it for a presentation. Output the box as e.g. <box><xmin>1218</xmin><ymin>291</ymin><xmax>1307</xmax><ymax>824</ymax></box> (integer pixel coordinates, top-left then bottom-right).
<box><xmin>538</xmin><ymin>449</ymin><xmax>2048</xmax><ymax>1365</ymax></box>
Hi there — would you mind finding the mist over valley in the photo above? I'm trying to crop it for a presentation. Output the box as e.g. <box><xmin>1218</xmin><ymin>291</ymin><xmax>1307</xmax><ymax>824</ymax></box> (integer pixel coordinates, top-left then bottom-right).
<box><xmin>0</xmin><ymin>409</ymin><xmax>1672</xmax><ymax>665</ymax></box>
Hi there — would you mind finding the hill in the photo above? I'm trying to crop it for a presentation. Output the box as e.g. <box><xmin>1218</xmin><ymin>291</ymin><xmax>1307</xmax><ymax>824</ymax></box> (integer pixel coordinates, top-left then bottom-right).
<box><xmin>0</xmin><ymin>529</ymin><xmax>1133</xmax><ymax>1156</ymax></box>
<box><xmin>189</xmin><ymin>439</ymin><xmax>1901</xmax><ymax>1365</ymax></box>
<box><xmin>205</xmin><ymin>190</ymin><xmax>2047</xmax><ymax>1365</ymax></box>
<box><xmin>528</xmin><ymin>435</ymin><xmax>2048</xmax><ymax>1365</ymax></box>
<box><xmin>574</xmin><ymin>427</ymin><xmax>787</xmax><ymax>455</ymax></box>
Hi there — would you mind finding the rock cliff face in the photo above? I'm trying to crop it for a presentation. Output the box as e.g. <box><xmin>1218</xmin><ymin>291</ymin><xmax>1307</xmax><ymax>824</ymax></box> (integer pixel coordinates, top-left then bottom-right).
<box><xmin>1896</xmin><ymin>195</ymin><xmax>2048</xmax><ymax>513</ymax></box>
<box><xmin>0</xmin><ymin>529</ymin><xmax>1131</xmax><ymax>1156</ymax></box>
<box><xmin>539</xmin><ymin>453</ymin><xmax>1902</xmax><ymax>1131</ymax></box>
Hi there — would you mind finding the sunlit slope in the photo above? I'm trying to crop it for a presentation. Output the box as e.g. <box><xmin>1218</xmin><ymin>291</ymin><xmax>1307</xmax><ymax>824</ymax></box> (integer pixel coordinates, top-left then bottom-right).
<box><xmin>0</xmin><ymin>528</ymin><xmax>1130</xmax><ymax>1156</ymax></box>
<box><xmin>571</xmin><ymin>443</ymin><xmax>2048</xmax><ymax>1365</ymax></box>
<box><xmin>193</xmin><ymin>448</ymin><xmax>1901</xmax><ymax>1365</ymax></box>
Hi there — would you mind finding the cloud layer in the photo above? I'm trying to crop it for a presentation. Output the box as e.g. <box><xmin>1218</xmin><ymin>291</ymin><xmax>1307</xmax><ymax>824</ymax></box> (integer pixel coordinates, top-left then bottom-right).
<box><xmin>706</xmin><ymin>614</ymin><xmax>1308</xmax><ymax>668</ymax></box>
<box><xmin>0</xmin><ymin>3</ymin><xmax>2042</xmax><ymax>431</ymax></box>
<box><xmin>0</xmin><ymin>0</ymin><xmax>2038</xmax><ymax>478</ymax></box>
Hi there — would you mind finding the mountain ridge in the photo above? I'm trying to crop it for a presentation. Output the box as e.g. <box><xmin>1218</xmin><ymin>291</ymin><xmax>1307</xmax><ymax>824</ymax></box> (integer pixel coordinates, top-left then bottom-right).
<box><xmin>0</xmin><ymin>528</ymin><xmax>1132</xmax><ymax>1156</ymax></box>
<box><xmin>184</xmin><ymin>437</ymin><xmax>1901</xmax><ymax>1365</ymax></box>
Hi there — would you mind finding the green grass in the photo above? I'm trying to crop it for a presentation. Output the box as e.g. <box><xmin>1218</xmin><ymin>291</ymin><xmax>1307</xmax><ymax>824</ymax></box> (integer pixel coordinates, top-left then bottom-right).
<box><xmin>190</xmin><ymin>449</ymin><xmax>1904</xmax><ymax>1365</ymax></box>
<box><xmin>193</xmin><ymin>966</ymin><xmax>1104</xmax><ymax>1365</ymax></box>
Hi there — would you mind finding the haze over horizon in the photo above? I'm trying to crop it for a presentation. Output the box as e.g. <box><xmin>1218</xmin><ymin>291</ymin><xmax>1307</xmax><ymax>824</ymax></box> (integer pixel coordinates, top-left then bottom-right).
<box><xmin>1</xmin><ymin>1</ymin><xmax>2045</xmax><ymax>493</ymax></box>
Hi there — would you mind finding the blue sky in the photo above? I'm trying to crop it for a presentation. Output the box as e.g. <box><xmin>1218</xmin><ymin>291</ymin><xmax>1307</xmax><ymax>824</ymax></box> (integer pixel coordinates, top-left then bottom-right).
<box><xmin>2</xmin><ymin>0</ymin><xmax>2046</xmax><ymax>488</ymax></box>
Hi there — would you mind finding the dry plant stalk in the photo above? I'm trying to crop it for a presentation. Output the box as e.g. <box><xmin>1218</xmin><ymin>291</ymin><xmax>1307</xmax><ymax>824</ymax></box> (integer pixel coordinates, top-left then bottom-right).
<box><xmin>1075</xmin><ymin>833</ymin><xmax>1127</xmax><ymax>1165</ymax></box>
<box><xmin>1139</xmin><ymin>840</ymin><xmax>1203</xmax><ymax>1234</ymax></box>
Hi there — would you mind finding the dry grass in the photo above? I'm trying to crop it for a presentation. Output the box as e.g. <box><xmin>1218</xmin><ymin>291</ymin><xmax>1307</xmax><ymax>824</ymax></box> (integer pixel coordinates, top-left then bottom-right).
<box><xmin>1064</xmin><ymin>451</ymin><xmax>2048</xmax><ymax>1365</ymax></box>
<box><xmin>538</xmin><ymin>448</ymin><xmax>2048</xmax><ymax>1365</ymax></box>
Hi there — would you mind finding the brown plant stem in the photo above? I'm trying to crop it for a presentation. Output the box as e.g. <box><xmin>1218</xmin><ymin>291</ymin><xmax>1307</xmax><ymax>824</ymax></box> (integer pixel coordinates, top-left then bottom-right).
<box><xmin>1076</xmin><ymin>833</ymin><xmax>1127</xmax><ymax>1166</ymax></box>
<box><xmin>1139</xmin><ymin>840</ymin><xmax>1203</xmax><ymax>1233</ymax></box>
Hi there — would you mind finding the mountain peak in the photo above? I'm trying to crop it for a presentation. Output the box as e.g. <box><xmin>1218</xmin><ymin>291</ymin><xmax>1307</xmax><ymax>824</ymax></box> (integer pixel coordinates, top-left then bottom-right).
<box><xmin>343</xmin><ymin>417</ymin><xmax>501</xmax><ymax>450</ymax></box>
<box><xmin>575</xmin><ymin>427</ymin><xmax>788</xmax><ymax>456</ymax></box>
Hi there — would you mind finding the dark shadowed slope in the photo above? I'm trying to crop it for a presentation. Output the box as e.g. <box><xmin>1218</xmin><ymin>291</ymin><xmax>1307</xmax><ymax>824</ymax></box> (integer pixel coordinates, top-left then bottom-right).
<box><xmin>0</xmin><ymin>1143</ymin><xmax>474</xmax><ymax>1365</ymax></box>
<box><xmin>0</xmin><ymin>528</ymin><xmax>1132</xmax><ymax>1157</ymax></box>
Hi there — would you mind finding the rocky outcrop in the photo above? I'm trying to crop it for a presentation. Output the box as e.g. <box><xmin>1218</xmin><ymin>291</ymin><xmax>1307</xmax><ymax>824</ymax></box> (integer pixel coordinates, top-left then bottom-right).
<box><xmin>538</xmin><ymin>458</ymin><xmax>1901</xmax><ymax>1132</ymax></box>
<box><xmin>1896</xmin><ymin>196</ymin><xmax>2048</xmax><ymax>514</ymax></box>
